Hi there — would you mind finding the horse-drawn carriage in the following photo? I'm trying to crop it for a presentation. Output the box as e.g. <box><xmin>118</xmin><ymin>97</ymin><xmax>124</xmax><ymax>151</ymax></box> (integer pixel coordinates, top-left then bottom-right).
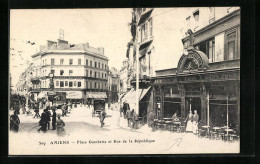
<box><xmin>92</xmin><ymin>99</ymin><xmax>106</xmax><ymax>117</ymax></box>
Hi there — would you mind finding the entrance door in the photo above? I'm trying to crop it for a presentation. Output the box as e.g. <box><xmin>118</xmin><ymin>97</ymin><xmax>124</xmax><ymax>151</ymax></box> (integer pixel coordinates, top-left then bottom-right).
<box><xmin>186</xmin><ymin>97</ymin><xmax>201</xmax><ymax>121</ymax></box>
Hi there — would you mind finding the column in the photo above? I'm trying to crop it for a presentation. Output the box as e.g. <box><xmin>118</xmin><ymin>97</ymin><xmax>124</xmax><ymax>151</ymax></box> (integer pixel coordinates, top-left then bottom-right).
<box><xmin>200</xmin><ymin>83</ymin><xmax>207</xmax><ymax>125</ymax></box>
<box><xmin>178</xmin><ymin>84</ymin><xmax>186</xmax><ymax>119</ymax></box>
<box><xmin>237</xmin><ymin>82</ymin><xmax>240</xmax><ymax>126</ymax></box>
<box><xmin>159</xmin><ymin>85</ymin><xmax>163</xmax><ymax>119</ymax></box>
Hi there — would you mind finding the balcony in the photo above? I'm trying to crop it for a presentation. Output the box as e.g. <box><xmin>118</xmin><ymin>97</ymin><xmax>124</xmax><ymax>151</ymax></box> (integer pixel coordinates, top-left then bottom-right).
<box><xmin>130</xmin><ymin>75</ymin><xmax>151</xmax><ymax>88</ymax></box>
<box><xmin>31</xmin><ymin>77</ymin><xmax>40</xmax><ymax>83</ymax></box>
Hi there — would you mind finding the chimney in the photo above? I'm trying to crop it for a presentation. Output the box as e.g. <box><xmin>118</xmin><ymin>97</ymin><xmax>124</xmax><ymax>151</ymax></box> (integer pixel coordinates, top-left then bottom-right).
<box><xmin>47</xmin><ymin>40</ymin><xmax>56</xmax><ymax>49</ymax></box>
<box><xmin>57</xmin><ymin>39</ymin><xmax>68</xmax><ymax>46</ymax></box>
<box><xmin>99</xmin><ymin>47</ymin><xmax>104</xmax><ymax>55</ymax></box>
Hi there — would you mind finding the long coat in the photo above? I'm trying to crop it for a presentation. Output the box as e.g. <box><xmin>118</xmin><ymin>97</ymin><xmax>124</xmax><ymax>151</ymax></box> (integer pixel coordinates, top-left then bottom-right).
<box><xmin>10</xmin><ymin>114</ymin><xmax>20</xmax><ymax>132</ymax></box>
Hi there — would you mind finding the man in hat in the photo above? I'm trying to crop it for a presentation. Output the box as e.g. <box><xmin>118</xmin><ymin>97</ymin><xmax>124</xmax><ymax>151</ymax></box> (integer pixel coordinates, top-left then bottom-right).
<box><xmin>132</xmin><ymin>109</ymin><xmax>139</xmax><ymax>129</ymax></box>
<box><xmin>99</xmin><ymin>108</ymin><xmax>106</xmax><ymax>128</ymax></box>
<box><xmin>38</xmin><ymin>109</ymin><xmax>48</xmax><ymax>133</ymax></box>
<box><xmin>126</xmin><ymin>107</ymin><xmax>132</xmax><ymax>127</ymax></box>
<box><xmin>33</xmin><ymin>102</ymin><xmax>40</xmax><ymax>118</ymax></box>
<box><xmin>51</xmin><ymin>107</ymin><xmax>57</xmax><ymax>130</ymax></box>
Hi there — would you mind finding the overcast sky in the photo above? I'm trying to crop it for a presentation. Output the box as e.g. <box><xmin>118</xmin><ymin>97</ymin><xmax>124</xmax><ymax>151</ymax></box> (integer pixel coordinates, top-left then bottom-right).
<box><xmin>10</xmin><ymin>8</ymin><xmax>188</xmax><ymax>87</ymax></box>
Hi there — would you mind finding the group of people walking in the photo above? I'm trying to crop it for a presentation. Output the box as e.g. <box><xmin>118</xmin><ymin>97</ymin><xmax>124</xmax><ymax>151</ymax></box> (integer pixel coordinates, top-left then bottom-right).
<box><xmin>37</xmin><ymin>105</ymin><xmax>66</xmax><ymax>136</ymax></box>
<box><xmin>121</xmin><ymin>102</ymin><xmax>139</xmax><ymax>129</ymax></box>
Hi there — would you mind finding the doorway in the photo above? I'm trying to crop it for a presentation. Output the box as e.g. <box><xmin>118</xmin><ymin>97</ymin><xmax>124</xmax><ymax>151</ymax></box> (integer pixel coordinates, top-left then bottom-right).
<box><xmin>186</xmin><ymin>97</ymin><xmax>201</xmax><ymax>121</ymax></box>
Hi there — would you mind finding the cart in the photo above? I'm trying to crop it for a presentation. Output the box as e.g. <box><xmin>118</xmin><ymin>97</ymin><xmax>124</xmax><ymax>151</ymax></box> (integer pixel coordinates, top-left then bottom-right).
<box><xmin>93</xmin><ymin>99</ymin><xmax>106</xmax><ymax>117</ymax></box>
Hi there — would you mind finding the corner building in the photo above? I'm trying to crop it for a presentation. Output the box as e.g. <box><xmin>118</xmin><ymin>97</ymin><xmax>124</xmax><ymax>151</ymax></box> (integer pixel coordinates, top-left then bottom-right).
<box><xmin>31</xmin><ymin>39</ymin><xmax>108</xmax><ymax>104</ymax></box>
<box><xmin>151</xmin><ymin>8</ymin><xmax>240</xmax><ymax>128</ymax></box>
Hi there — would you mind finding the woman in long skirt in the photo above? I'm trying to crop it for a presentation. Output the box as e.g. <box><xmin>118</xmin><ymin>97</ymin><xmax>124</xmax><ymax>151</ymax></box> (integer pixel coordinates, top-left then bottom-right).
<box><xmin>185</xmin><ymin>110</ymin><xmax>193</xmax><ymax>132</ymax></box>
<box><xmin>56</xmin><ymin>114</ymin><xmax>66</xmax><ymax>136</ymax></box>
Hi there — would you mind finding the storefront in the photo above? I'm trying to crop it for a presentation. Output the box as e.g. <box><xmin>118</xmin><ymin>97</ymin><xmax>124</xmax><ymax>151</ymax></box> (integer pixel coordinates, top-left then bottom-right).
<box><xmin>122</xmin><ymin>87</ymin><xmax>152</xmax><ymax>117</ymax></box>
<box><xmin>86</xmin><ymin>92</ymin><xmax>107</xmax><ymax>104</ymax></box>
<box><xmin>151</xmin><ymin>49</ymin><xmax>240</xmax><ymax>127</ymax></box>
<box><xmin>66</xmin><ymin>91</ymin><xmax>84</xmax><ymax>104</ymax></box>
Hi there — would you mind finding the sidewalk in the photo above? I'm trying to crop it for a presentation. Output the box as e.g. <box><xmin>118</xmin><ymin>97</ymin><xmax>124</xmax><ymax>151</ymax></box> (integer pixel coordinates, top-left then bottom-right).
<box><xmin>118</xmin><ymin>115</ymin><xmax>151</xmax><ymax>133</ymax></box>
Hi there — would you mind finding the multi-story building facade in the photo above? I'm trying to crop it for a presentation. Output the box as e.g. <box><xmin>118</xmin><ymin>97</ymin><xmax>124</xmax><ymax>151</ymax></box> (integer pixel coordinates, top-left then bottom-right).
<box><xmin>119</xmin><ymin>59</ymin><xmax>129</xmax><ymax>94</ymax></box>
<box><xmin>31</xmin><ymin>39</ymin><xmax>108</xmax><ymax>104</ymax></box>
<box><xmin>151</xmin><ymin>7</ymin><xmax>240</xmax><ymax>128</ymax></box>
<box><xmin>16</xmin><ymin>62</ymin><xmax>34</xmax><ymax>97</ymax></box>
<box><xmin>107</xmin><ymin>67</ymin><xmax>120</xmax><ymax>103</ymax></box>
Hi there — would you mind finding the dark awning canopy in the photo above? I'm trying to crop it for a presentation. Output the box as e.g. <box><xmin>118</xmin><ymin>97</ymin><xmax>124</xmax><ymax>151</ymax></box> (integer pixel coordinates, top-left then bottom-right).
<box><xmin>86</xmin><ymin>92</ymin><xmax>107</xmax><ymax>99</ymax></box>
<box><xmin>138</xmin><ymin>9</ymin><xmax>153</xmax><ymax>26</ymax></box>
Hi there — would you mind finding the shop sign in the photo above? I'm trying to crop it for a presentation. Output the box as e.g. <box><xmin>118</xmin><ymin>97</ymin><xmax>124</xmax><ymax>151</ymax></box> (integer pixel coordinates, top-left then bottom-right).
<box><xmin>205</xmin><ymin>72</ymin><xmax>240</xmax><ymax>81</ymax></box>
<box><xmin>66</xmin><ymin>91</ymin><xmax>83</xmax><ymax>99</ymax></box>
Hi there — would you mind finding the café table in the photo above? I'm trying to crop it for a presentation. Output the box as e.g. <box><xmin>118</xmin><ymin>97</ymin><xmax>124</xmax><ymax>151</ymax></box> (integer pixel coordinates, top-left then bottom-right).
<box><xmin>224</xmin><ymin>129</ymin><xmax>233</xmax><ymax>141</ymax></box>
<box><xmin>165</xmin><ymin>121</ymin><xmax>172</xmax><ymax>131</ymax></box>
<box><xmin>163</xmin><ymin>118</ymin><xmax>172</xmax><ymax>121</ymax></box>
<box><xmin>201</xmin><ymin>125</ymin><xmax>210</xmax><ymax>138</ymax></box>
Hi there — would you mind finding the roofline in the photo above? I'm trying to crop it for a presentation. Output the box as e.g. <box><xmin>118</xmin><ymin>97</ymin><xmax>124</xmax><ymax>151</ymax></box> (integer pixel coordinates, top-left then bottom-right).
<box><xmin>152</xmin><ymin>67</ymin><xmax>240</xmax><ymax>79</ymax></box>
<box><xmin>31</xmin><ymin>51</ymin><xmax>109</xmax><ymax>61</ymax></box>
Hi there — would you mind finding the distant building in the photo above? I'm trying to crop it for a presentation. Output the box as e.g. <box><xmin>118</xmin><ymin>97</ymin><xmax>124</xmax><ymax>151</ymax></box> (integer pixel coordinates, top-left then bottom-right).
<box><xmin>119</xmin><ymin>59</ymin><xmax>129</xmax><ymax>94</ymax></box>
<box><xmin>30</xmin><ymin>39</ymin><xmax>109</xmax><ymax>104</ymax></box>
<box><xmin>16</xmin><ymin>62</ymin><xmax>34</xmax><ymax>96</ymax></box>
<box><xmin>108</xmin><ymin>67</ymin><xmax>120</xmax><ymax>103</ymax></box>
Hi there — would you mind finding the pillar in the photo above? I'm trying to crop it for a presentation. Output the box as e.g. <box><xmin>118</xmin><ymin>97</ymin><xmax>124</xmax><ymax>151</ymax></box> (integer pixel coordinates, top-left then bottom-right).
<box><xmin>159</xmin><ymin>85</ymin><xmax>163</xmax><ymax>119</ymax></box>
<box><xmin>179</xmin><ymin>84</ymin><xmax>186</xmax><ymax>119</ymax></box>
<box><xmin>200</xmin><ymin>83</ymin><xmax>207</xmax><ymax>125</ymax></box>
<box><xmin>237</xmin><ymin>81</ymin><xmax>240</xmax><ymax>126</ymax></box>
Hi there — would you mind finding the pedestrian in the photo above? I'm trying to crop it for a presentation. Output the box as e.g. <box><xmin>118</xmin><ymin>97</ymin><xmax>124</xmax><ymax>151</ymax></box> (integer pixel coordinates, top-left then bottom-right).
<box><xmin>132</xmin><ymin>109</ymin><xmax>139</xmax><ymax>129</ymax></box>
<box><xmin>14</xmin><ymin>102</ymin><xmax>20</xmax><ymax>115</ymax></box>
<box><xmin>61</xmin><ymin>104</ymin><xmax>65</xmax><ymax>117</ymax></box>
<box><xmin>99</xmin><ymin>108</ymin><xmax>106</xmax><ymax>128</ymax></box>
<box><xmin>56</xmin><ymin>114</ymin><xmax>66</xmax><ymax>136</ymax></box>
<box><xmin>120</xmin><ymin>104</ymin><xmax>123</xmax><ymax>117</ymax></box>
<box><xmin>51</xmin><ymin>108</ymin><xmax>57</xmax><ymax>130</ymax></box>
<box><xmin>148</xmin><ymin>111</ymin><xmax>156</xmax><ymax>130</ymax></box>
<box><xmin>10</xmin><ymin>111</ymin><xmax>20</xmax><ymax>132</ymax></box>
<box><xmin>126</xmin><ymin>108</ymin><xmax>132</xmax><ymax>127</ymax></box>
<box><xmin>38</xmin><ymin>109</ymin><xmax>48</xmax><ymax>133</ymax></box>
<box><xmin>185</xmin><ymin>109</ymin><xmax>193</xmax><ymax>132</ymax></box>
<box><xmin>92</xmin><ymin>108</ymin><xmax>95</xmax><ymax>118</ymax></box>
<box><xmin>46</xmin><ymin>100</ymin><xmax>50</xmax><ymax>109</ymax></box>
<box><xmin>123</xmin><ymin>102</ymin><xmax>127</xmax><ymax>119</ymax></box>
<box><xmin>193</xmin><ymin>110</ymin><xmax>199</xmax><ymax>134</ymax></box>
<box><xmin>33</xmin><ymin>103</ymin><xmax>40</xmax><ymax>118</ymax></box>
<box><xmin>65</xmin><ymin>103</ymin><xmax>69</xmax><ymax>115</ymax></box>
<box><xmin>46</xmin><ymin>108</ymin><xmax>51</xmax><ymax>130</ymax></box>
<box><xmin>22</xmin><ymin>103</ymin><xmax>26</xmax><ymax>114</ymax></box>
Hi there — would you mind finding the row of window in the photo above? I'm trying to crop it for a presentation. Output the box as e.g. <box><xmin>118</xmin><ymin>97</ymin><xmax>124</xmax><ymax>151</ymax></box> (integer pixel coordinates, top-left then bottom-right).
<box><xmin>192</xmin><ymin>28</ymin><xmax>239</xmax><ymax>62</ymax></box>
<box><xmin>86</xmin><ymin>81</ymin><xmax>107</xmax><ymax>90</ymax></box>
<box><xmin>48</xmin><ymin>69</ymin><xmax>107</xmax><ymax>79</ymax></box>
<box><xmin>56</xmin><ymin>81</ymin><xmax>81</xmax><ymax>88</ymax></box>
<box><xmin>54</xmin><ymin>80</ymin><xmax>107</xmax><ymax>90</ymax></box>
<box><xmin>86</xmin><ymin>70</ymin><xmax>107</xmax><ymax>79</ymax></box>
<box><xmin>43</xmin><ymin>58</ymin><xmax>107</xmax><ymax>70</ymax></box>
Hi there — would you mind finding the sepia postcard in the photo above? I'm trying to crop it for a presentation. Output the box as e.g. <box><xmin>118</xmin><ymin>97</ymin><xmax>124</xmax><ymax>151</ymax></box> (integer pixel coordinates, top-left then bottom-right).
<box><xmin>9</xmin><ymin>7</ymin><xmax>240</xmax><ymax>155</ymax></box>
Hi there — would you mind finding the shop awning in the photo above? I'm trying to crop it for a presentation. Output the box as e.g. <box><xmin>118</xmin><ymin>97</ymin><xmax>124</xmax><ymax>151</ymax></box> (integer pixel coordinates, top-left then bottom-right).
<box><xmin>86</xmin><ymin>92</ymin><xmax>107</xmax><ymax>99</ymax></box>
<box><xmin>47</xmin><ymin>91</ymin><xmax>56</xmax><ymax>96</ymax></box>
<box><xmin>138</xmin><ymin>9</ymin><xmax>153</xmax><ymax>25</ymax></box>
<box><xmin>122</xmin><ymin>87</ymin><xmax>151</xmax><ymax>114</ymax></box>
